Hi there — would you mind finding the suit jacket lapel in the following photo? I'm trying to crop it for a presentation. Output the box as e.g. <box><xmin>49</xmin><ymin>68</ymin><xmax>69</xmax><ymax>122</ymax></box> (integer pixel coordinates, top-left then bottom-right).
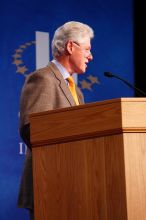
<box><xmin>48</xmin><ymin>62</ymin><xmax>76</xmax><ymax>106</ymax></box>
<box><xmin>76</xmin><ymin>86</ymin><xmax>84</xmax><ymax>105</ymax></box>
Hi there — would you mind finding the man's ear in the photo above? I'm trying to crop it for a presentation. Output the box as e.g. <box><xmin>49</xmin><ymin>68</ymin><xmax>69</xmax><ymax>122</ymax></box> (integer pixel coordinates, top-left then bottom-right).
<box><xmin>66</xmin><ymin>41</ymin><xmax>73</xmax><ymax>55</ymax></box>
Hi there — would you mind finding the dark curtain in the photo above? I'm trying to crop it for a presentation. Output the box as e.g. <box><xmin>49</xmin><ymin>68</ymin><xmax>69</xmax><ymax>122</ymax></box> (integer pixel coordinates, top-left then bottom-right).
<box><xmin>134</xmin><ymin>0</ymin><xmax>146</xmax><ymax>96</ymax></box>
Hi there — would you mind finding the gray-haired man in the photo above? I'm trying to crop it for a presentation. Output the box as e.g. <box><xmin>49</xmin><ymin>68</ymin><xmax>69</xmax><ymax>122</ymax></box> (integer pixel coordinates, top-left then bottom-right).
<box><xmin>18</xmin><ymin>21</ymin><xmax>94</xmax><ymax>220</ymax></box>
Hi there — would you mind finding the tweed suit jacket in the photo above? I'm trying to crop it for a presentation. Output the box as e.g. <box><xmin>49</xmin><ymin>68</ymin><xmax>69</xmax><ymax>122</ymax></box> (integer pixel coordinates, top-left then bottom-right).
<box><xmin>17</xmin><ymin>62</ymin><xmax>84</xmax><ymax>209</ymax></box>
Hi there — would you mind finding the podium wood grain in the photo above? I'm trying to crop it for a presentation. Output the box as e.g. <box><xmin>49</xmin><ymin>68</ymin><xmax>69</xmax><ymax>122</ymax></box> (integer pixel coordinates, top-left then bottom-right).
<box><xmin>30</xmin><ymin>98</ymin><xmax>146</xmax><ymax>220</ymax></box>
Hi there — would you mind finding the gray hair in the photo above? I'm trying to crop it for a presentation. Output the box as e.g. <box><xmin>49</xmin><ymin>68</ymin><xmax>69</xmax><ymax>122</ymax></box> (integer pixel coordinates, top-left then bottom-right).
<box><xmin>52</xmin><ymin>21</ymin><xmax>94</xmax><ymax>59</ymax></box>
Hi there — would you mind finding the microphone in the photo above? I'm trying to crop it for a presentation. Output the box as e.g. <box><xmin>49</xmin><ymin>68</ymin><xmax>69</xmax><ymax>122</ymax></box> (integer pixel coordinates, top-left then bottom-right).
<box><xmin>104</xmin><ymin>71</ymin><xmax>146</xmax><ymax>97</ymax></box>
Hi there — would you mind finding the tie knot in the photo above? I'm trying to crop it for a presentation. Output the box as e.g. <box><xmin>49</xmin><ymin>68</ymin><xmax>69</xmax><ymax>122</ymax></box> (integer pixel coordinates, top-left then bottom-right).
<box><xmin>67</xmin><ymin>76</ymin><xmax>75</xmax><ymax>85</ymax></box>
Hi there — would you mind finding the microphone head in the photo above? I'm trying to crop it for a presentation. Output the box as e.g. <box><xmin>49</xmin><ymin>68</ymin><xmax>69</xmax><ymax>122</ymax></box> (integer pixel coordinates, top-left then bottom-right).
<box><xmin>104</xmin><ymin>72</ymin><xmax>114</xmax><ymax>77</ymax></box>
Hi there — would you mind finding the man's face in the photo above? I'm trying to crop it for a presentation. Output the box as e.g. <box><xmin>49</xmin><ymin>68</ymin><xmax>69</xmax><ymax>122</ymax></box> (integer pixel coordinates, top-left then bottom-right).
<box><xmin>67</xmin><ymin>38</ymin><xmax>93</xmax><ymax>74</ymax></box>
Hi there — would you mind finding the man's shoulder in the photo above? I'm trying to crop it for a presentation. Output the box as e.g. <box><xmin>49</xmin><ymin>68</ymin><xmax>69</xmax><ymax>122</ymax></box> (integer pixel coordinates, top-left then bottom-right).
<box><xmin>27</xmin><ymin>62</ymin><xmax>61</xmax><ymax>79</ymax></box>
<box><xmin>25</xmin><ymin>66</ymin><xmax>53</xmax><ymax>83</ymax></box>
<box><xmin>29</xmin><ymin>66</ymin><xmax>51</xmax><ymax>77</ymax></box>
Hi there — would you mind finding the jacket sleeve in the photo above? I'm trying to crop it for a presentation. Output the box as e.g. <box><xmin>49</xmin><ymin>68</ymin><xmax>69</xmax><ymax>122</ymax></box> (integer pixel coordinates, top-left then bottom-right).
<box><xmin>19</xmin><ymin>71</ymin><xmax>54</xmax><ymax>148</ymax></box>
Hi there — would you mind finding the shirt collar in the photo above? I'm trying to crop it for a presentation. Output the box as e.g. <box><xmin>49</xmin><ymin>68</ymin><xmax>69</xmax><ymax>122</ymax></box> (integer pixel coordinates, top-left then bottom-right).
<box><xmin>51</xmin><ymin>59</ymin><xmax>70</xmax><ymax>80</ymax></box>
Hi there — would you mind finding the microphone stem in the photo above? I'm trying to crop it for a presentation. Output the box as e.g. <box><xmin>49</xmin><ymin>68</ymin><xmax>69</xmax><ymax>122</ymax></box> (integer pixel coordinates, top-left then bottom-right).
<box><xmin>114</xmin><ymin>75</ymin><xmax>146</xmax><ymax>97</ymax></box>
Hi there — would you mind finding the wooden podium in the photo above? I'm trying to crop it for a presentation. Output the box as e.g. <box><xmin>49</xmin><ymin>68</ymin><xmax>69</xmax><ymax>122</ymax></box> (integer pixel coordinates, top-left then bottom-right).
<box><xmin>30</xmin><ymin>98</ymin><xmax>146</xmax><ymax>220</ymax></box>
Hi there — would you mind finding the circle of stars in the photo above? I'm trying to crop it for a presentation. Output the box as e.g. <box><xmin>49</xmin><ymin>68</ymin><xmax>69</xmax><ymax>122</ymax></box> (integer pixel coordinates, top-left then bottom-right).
<box><xmin>12</xmin><ymin>41</ymin><xmax>35</xmax><ymax>77</ymax></box>
<box><xmin>79</xmin><ymin>74</ymin><xmax>100</xmax><ymax>91</ymax></box>
<box><xmin>12</xmin><ymin>40</ymin><xmax>100</xmax><ymax>91</ymax></box>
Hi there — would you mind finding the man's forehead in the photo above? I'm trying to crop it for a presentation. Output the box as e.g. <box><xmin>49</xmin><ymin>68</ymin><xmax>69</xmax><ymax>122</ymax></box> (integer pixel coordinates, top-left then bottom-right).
<box><xmin>80</xmin><ymin>40</ymin><xmax>91</xmax><ymax>48</ymax></box>
<box><xmin>80</xmin><ymin>37</ymin><xmax>91</xmax><ymax>45</ymax></box>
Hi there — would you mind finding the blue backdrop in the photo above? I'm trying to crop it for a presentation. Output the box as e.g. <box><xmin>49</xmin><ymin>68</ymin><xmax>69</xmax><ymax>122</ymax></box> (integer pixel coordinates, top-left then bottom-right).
<box><xmin>0</xmin><ymin>0</ymin><xmax>133</xmax><ymax>219</ymax></box>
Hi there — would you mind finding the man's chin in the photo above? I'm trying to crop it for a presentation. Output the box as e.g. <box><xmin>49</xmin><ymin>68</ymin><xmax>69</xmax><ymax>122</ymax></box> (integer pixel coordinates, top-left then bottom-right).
<box><xmin>77</xmin><ymin>68</ymin><xmax>86</xmax><ymax>74</ymax></box>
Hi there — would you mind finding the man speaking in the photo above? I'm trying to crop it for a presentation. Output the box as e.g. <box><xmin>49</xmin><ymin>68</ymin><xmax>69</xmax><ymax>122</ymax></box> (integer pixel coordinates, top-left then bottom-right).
<box><xmin>17</xmin><ymin>21</ymin><xmax>94</xmax><ymax>220</ymax></box>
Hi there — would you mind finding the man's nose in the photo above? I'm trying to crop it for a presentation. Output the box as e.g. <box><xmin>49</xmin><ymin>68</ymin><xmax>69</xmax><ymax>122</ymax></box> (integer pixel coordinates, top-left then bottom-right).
<box><xmin>87</xmin><ymin>52</ymin><xmax>93</xmax><ymax>61</ymax></box>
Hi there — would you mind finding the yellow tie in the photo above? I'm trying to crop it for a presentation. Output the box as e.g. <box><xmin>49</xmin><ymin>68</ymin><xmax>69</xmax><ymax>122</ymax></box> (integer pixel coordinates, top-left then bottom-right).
<box><xmin>67</xmin><ymin>76</ymin><xmax>79</xmax><ymax>105</ymax></box>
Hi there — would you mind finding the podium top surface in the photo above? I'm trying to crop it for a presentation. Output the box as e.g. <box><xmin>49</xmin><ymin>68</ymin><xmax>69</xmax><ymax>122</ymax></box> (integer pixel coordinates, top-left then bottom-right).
<box><xmin>29</xmin><ymin>98</ymin><xmax>146</xmax><ymax>146</ymax></box>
